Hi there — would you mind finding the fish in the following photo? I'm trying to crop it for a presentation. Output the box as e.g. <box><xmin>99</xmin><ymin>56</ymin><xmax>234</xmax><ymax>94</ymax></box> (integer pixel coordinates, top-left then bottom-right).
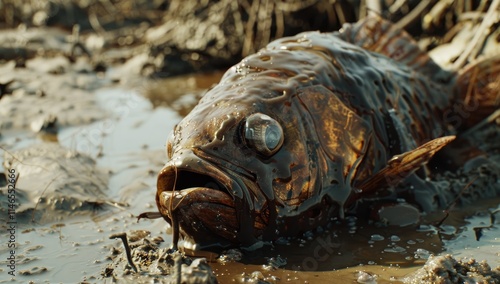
<box><xmin>151</xmin><ymin>15</ymin><xmax>500</xmax><ymax>249</ymax></box>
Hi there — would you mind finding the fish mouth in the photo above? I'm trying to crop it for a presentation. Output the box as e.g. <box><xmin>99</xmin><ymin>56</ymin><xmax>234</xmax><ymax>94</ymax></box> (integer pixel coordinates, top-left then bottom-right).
<box><xmin>156</xmin><ymin>152</ymin><xmax>243</xmax><ymax>249</ymax></box>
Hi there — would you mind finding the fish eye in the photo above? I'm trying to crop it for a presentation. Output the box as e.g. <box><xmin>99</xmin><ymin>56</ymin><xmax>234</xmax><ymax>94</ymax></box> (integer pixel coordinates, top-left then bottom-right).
<box><xmin>244</xmin><ymin>113</ymin><xmax>284</xmax><ymax>156</ymax></box>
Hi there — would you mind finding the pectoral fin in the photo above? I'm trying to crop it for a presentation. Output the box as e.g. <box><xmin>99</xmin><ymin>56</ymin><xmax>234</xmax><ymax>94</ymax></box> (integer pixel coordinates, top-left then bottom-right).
<box><xmin>357</xmin><ymin>136</ymin><xmax>455</xmax><ymax>195</ymax></box>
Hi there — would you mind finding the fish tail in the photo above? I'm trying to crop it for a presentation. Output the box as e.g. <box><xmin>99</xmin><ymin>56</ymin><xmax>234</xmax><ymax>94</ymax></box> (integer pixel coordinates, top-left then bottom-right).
<box><xmin>455</xmin><ymin>54</ymin><xmax>500</xmax><ymax>130</ymax></box>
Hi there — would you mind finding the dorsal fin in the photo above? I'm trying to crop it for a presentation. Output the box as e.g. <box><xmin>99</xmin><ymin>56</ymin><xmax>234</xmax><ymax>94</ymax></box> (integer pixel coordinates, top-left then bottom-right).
<box><xmin>336</xmin><ymin>15</ymin><xmax>453</xmax><ymax>83</ymax></box>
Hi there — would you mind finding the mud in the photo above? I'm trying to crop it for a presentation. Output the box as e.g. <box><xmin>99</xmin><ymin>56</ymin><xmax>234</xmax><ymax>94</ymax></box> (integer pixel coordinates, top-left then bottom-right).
<box><xmin>103</xmin><ymin>231</ymin><xmax>217</xmax><ymax>284</ymax></box>
<box><xmin>1</xmin><ymin>142</ymin><xmax>112</xmax><ymax>223</ymax></box>
<box><xmin>403</xmin><ymin>255</ymin><xmax>500</xmax><ymax>284</ymax></box>
<box><xmin>0</xmin><ymin>0</ymin><xmax>499</xmax><ymax>283</ymax></box>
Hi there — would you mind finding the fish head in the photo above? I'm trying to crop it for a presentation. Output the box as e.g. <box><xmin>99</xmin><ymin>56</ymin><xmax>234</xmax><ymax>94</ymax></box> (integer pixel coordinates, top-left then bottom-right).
<box><xmin>156</xmin><ymin>66</ymin><xmax>340</xmax><ymax>249</ymax></box>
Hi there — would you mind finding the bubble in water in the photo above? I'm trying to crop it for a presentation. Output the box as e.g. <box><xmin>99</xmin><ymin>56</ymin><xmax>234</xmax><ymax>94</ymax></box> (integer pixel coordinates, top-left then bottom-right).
<box><xmin>370</xmin><ymin>234</ymin><xmax>385</xmax><ymax>241</ymax></box>
<box><xmin>384</xmin><ymin>246</ymin><xmax>406</xmax><ymax>253</ymax></box>
<box><xmin>275</xmin><ymin>237</ymin><xmax>290</xmax><ymax>246</ymax></box>
<box><xmin>266</xmin><ymin>255</ymin><xmax>287</xmax><ymax>269</ymax></box>
<box><xmin>439</xmin><ymin>225</ymin><xmax>457</xmax><ymax>235</ymax></box>
<box><xmin>414</xmin><ymin>248</ymin><xmax>431</xmax><ymax>259</ymax></box>
<box><xmin>390</xmin><ymin>235</ymin><xmax>401</xmax><ymax>242</ymax></box>
<box><xmin>303</xmin><ymin>230</ymin><xmax>314</xmax><ymax>240</ymax></box>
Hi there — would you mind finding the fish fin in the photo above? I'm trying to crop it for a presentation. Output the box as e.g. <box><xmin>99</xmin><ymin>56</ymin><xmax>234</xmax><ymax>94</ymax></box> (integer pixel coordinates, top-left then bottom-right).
<box><xmin>357</xmin><ymin>136</ymin><xmax>455</xmax><ymax>195</ymax></box>
<box><xmin>337</xmin><ymin>15</ymin><xmax>452</xmax><ymax>83</ymax></box>
<box><xmin>454</xmin><ymin>54</ymin><xmax>500</xmax><ymax>129</ymax></box>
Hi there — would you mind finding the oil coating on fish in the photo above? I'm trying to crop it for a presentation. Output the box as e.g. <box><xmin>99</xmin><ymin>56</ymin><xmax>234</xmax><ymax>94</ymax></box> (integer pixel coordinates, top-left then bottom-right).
<box><xmin>153</xmin><ymin>16</ymin><xmax>500</xmax><ymax>249</ymax></box>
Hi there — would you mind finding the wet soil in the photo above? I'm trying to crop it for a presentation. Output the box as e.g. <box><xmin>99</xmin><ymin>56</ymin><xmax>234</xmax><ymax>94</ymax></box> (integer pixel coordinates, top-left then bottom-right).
<box><xmin>1</xmin><ymin>68</ymin><xmax>498</xmax><ymax>282</ymax></box>
<box><xmin>0</xmin><ymin>68</ymin><xmax>500</xmax><ymax>283</ymax></box>
<box><xmin>0</xmin><ymin>1</ymin><xmax>499</xmax><ymax>283</ymax></box>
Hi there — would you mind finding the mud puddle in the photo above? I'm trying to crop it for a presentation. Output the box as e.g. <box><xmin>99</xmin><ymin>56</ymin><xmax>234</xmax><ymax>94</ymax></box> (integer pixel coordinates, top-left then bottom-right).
<box><xmin>191</xmin><ymin>198</ymin><xmax>500</xmax><ymax>282</ymax></box>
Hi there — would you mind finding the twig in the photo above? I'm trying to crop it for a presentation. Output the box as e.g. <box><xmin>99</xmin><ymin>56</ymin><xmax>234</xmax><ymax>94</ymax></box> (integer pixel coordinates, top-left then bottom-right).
<box><xmin>388</xmin><ymin>0</ymin><xmax>407</xmax><ymax>14</ymax></box>
<box><xmin>109</xmin><ymin>233</ymin><xmax>138</xmax><ymax>273</ymax></box>
<box><xmin>88</xmin><ymin>7</ymin><xmax>107</xmax><ymax>35</ymax></box>
<box><xmin>31</xmin><ymin>173</ymin><xmax>63</xmax><ymax>222</ymax></box>
<box><xmin>334</xmin><ymin>1</ymin><xmax>347</xmax><ymax>25</ymax></box>
<box><xmin>365</xmin><ymin>0</ymin><xmax>382</xmax><ymax>16</ymax></box>
<box><xmin>473</xmin><ymin>209</ymin><xmax>499</xmax><ymax>241</ymax></box>
<box><xmin>436</xmin><ymin>176</ymin><xmax>479</xmax><ymax>227</ymax></box>
<box><xmin>459</xmin><ymin>109</ymin><xmax>500</xmax><ymax>137</ymax></box>
<box><xmin>0</xmin><ymin>146</ymin><xmax>51</xmax><ymax>172</ymax></box>
<box><xmin>136</xmin><ymin>211</ymin><xmax>163</xmax><ymax>221</ymax></box>
<box><xmin>452</xmin><ymin>0</ymin><xmax>500</xmax><ymax>70</ymax></box>
<box><xmin>242</xmin><ymin>0</ymin><xmax>259</xmax><ymax>56</ymax></box>
<box><xmin>394</xmin><ymin>0</ymin><xmax>433</xmax><ymax>30</ymax></box>
<box><xmin>173</xmin><ymin>254</ymin><xmax>182</xmax><ymax>284</ymax></box>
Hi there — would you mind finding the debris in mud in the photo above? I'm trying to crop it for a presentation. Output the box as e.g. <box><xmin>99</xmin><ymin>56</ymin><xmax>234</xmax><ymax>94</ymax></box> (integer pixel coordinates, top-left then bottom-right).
<box><xmin>103</xmin><ymin>230</ymin><xmax>217</xmax><ymax>283</ymax></box>
<box><xmin>473</xmin><ymin>208</ymin><xmax>500</xmax><ymax>241</ymax></box>
<box><xmin>238</xmin><ymin>270</ymin><xmax>277</xmax><ymax>283</ymax></box>
<box><xmin>0</xmin><ymin>142</ymin><xmax>115</xmax><ymax>223</ymax></box>
<box><xmin>217</xmin><ymin>248</ymin><xmax>243</xmax><ymax>265</ymax></box>
<box><xmin>356</xmin><ymin>270</ymin><xmax>377</xmax><ymax>284</ymax></box>
<box><xmin>30</xmin><ymin>114</ymin><xmax>59</xmax><ymax>141</ymax></box>
<box><xmin>18</xmin><ymin>266</ymin><xmax>49</xmax><ymax>276</ymax></box>
<box><xmin>403</xmin><ymin>254</ymin><xmax>500</xmax><ymax>284</ymax></box>
<box><xmin>0</xmin><ymin>58</ymin><xmax>108</xmax><ymax>131</ymax></box>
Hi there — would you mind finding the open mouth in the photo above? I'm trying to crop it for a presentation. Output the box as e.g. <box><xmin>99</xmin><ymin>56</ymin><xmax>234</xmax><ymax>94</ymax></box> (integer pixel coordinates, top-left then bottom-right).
<box><xmin>156</xmin><ymin>160</ymin><xmax>240</xmax><ymax>247</ymax></box>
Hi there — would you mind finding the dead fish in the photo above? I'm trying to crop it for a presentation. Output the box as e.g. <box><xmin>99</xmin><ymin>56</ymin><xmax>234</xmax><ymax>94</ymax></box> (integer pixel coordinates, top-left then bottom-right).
<box><xmin>152</xmin><ymin>16</ymin><xmax>499</xmax><ymax>249</ymax></box>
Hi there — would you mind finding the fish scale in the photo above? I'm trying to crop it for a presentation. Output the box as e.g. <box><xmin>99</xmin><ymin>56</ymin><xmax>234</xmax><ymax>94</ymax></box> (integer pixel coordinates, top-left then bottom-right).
<box><xmin>268</xmin><ymin>32</ymin><xmax>453</xmax><ymax>147</ymax></box>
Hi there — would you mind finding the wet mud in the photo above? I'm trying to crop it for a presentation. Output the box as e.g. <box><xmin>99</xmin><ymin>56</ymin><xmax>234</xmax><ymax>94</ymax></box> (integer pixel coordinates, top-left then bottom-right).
<box><xmin>0</xmin><ymin>0</ymin><xmax>499</xmax><ymax>283</ymax></box>
<box><xmin>2</xmin><ymin>142</ymin><xmax>111</xmax><ymax>223</ymax></box>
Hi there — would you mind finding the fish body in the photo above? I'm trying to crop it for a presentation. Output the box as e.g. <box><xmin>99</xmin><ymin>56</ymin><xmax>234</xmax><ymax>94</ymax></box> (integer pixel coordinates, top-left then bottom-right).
<box><xmin>155</xmin><ymin>16</ymin><xmax>499</xmax><ymax>248</ymax></box>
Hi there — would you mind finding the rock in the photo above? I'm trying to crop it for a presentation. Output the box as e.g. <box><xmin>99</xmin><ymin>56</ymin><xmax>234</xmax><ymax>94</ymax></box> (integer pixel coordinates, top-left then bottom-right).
<box><xmin>30</xmin><ymin>114</ymin><xmax>58</xmax><ymax>135</ymax></box>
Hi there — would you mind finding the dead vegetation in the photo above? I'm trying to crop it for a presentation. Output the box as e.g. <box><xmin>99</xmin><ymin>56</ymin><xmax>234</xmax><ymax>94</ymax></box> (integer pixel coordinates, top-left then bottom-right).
<box><xmin>1</xmin><ymin>1</ymin><xmax>498</xmax><ymax>76</ymax></box>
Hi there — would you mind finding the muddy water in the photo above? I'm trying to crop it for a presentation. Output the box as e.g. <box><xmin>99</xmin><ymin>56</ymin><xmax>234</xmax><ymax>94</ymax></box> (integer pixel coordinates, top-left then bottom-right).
<box><xmin>0</xmin><ymin>73</ymin><xmax>499</xmax><ymax>283</ymax></box>
<box><xmin>0</xmin><ymin>85</ymin><xmax>177</xmax><ymax>282</ymax></box>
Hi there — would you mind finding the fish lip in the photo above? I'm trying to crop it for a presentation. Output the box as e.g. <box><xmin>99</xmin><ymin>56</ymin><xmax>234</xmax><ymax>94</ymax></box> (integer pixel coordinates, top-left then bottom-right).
<box><xmin>157</xmin><ymin>156</ymin><xmax>235</xmax><ymax>201</ymax></box>
<box><xmin>156</xmin><ymin>150</ymin><xmax>246</xmax><ymax>248</ymax></box>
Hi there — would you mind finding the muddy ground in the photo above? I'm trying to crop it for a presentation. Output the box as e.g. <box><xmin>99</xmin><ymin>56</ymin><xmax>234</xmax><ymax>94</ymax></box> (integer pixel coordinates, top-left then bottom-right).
<box><xmin>0</xmin><ymin>0</ymin><xmax>499</xmax><ymax>283</ymax></box>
